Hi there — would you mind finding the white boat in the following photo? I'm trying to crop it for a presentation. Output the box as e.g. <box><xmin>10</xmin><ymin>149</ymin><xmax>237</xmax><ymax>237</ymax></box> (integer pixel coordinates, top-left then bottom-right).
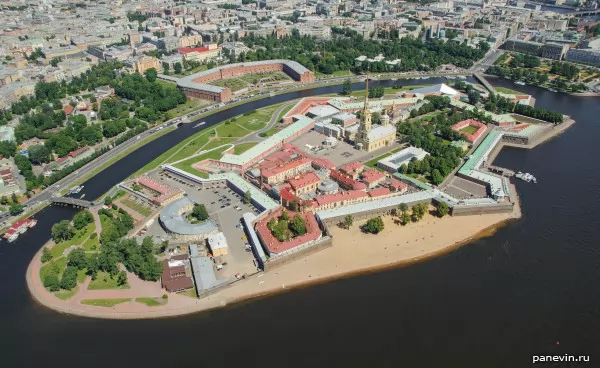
<box><xmin>515</xmin><ymin>81</ymin><xmax>526</xmax><ymax>86</ymax></box>
<box><xmin>193</xmin><ymin>121</ymin><xmax>206</xmax><ymax>128</ymax></box>
<box><xmin>80</xmin><ymin>194</ymin><xmax>86</xmax><ymax>199</ymax></box>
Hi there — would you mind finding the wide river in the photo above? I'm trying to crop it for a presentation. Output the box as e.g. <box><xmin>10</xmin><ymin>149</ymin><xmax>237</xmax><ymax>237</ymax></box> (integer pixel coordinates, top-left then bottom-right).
<box><xmin>1</xmin><ymin>77</ymin><xmax>599</xmax><ymax>367</ymax></box>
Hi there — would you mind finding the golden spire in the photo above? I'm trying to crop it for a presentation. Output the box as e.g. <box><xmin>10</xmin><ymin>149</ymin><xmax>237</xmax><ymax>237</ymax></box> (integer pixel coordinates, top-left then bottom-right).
<box><xmin>364</xmin><ymin>75</ymin><xmax>369</xmax><ymax>111</ymax></box>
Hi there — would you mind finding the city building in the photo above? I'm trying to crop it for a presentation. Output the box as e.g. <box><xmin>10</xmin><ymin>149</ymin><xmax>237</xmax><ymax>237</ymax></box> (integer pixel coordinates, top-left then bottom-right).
<box><xmin>377</xmin><ymin>147</ymin><xmax>430</xmax><ymax>173</ymax></box>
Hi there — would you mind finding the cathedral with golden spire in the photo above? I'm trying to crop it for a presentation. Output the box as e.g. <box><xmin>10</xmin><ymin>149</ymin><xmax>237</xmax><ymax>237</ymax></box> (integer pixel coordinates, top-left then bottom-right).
<box><xmin>354</xmin><ymin>78</ymin><xmax>397</xmax><ymax>152</ymax></box>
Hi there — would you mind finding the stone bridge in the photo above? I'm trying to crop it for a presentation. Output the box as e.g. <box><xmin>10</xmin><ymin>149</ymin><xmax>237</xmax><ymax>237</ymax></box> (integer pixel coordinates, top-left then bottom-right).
<box><xmin>49</xmin><ymin>197</ymin><xmax>94</xmax><ymax>209</ymax></box>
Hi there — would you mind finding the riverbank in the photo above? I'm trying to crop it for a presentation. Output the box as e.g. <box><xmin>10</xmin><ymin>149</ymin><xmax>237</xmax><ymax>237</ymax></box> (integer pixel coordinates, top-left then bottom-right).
<box><xmin>26</xmin><ymin>201</ymin><xmax>520</xmax><ymax>319</ymax></box>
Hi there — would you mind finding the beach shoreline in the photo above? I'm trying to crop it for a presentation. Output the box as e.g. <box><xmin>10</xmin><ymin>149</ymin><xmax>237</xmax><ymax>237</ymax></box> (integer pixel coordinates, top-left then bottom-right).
<box><xmin>26</xmin><ymin>201</ymin><xmax>520</xmax><ymax>319</ymax></box>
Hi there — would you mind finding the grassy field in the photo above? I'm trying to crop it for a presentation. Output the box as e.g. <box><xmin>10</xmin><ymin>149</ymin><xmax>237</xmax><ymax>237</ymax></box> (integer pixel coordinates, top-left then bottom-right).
<box><xmin>173</xmin><ymin>146</ymin><xmax>228</xmax><ymax>177</ymax></box>
<box><xmin>168</xmin><ymin>98</ymin><xmax>211</xmax><ymax>119</ymax></box>
<box><xmin>277</xmin><ymin>103</ymin><xmax>295</xmax><ymax>122</ymax></box>
<box><xmin>178</xmin><ymin>64</ymin><xmax>208</xmax><ymax>77</ymax></box>
<box><xmin>135</xmin><ymin>297</ymin><xmax>166</xmax><ymax>307</ymax></box>
<box><xmin>55</xmin><ymin>285</ymin><xmax>79</xmax><ymax>300</ymax></box>
<box><xmin>121</xmin><ymin>197</ymin><xmax>153</xmax><ymax>217</ymax></box>
<box><xmin>239</xmin><ymin>71</ymin><xmax>290</xmax><ymax>84</ymax></box>
<box><xmin>495</xmin><ymin>86</ymin><xmax>523</xmax><ymax>95</ymax></box>
<box><xmin>460</xmin><ymin>125</ymin><xmax>479</xmax><ymax>135</ymax></box>
<box><xmin>234</xmin><ymin>142</ymin><xmax>258</xmax><ymax>154</ymax></box>
<box><xmin>88</xmin><ymin>271</ymin><xmax>129</xmax><ymax>290</ymax></box>
<box><xmin>82</xmin><ymin>236</ymin><xmax>99</xmax><ymax>251</ymax></box>
<box><xmin>50</xmin><ymin>223</ymin><xmax>96</xmax><ymax>258</ymax></box>
<box><xmin>81</xmin><ymin>298</ymin><xmax>131</xmax><ymax>307</ymax></box>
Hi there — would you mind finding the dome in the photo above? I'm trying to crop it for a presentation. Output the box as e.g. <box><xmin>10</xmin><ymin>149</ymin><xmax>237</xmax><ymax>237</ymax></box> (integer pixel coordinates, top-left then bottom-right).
<box><xmin>317</xmin><ymin>179</ymin><xmax>339</xmax><ymax>194</ymax></box>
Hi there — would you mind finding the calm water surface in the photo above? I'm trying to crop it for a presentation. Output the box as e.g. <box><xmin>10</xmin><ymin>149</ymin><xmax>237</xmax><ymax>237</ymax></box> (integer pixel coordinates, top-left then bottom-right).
<box><xmin>1</xmin><ymin>78</ymin><xmax>599</xmax><ymax>368</ymax></box>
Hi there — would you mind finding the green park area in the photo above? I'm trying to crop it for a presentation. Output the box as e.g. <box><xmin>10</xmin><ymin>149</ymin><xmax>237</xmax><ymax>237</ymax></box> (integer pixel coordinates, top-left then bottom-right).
<box><xmin>81</xmin><ymin>298</ymin><xmax>131</xmax><ymax>307</ymax></box>
<box><xmin>49</xmin><ymin>222</ymin><xmax>96</xmax><ymax>258</ymax></box>
<box><xmin>495</xmin><ymin>86</ymin><xmax>523</xmax><ymax>95</ymax></box>
<box><xmin>132</xmin><ymin>102</ymin><xmax>286</xmax><ymax>176</ymax></box>
<box><xmin>460</xmin><ymin>125</ymin><xmax>479</xmax><ymax>135</ymax></box>
<box><xmin>234</xmin><ymin>142</ymin><xmax>258</xmax><ymax>154</ymax></box>
<box><xmin>121</xmin><ymin>196</ymin><xmax>153</xmax><ymax>217</ymax></box>
<box><xmin>88</xmin><ymin>270</ymin><xmax>130</xmax><ymax>290</ymax></box>
<box><xmin>173</xmin><ymin>146</ymin><xmax>229</xmax><ymax>178</ymax></box>
<box><xmin>135</xmin><ymin>297</ymin><xmax>167</xmax><ymax>307</ymax></box>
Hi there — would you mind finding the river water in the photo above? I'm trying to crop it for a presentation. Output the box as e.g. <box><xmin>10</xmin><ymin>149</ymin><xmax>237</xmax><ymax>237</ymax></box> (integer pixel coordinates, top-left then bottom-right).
<box><xmin>2</xmin><ymin>77</ymin><xmax>599</xmax><ymax>367</ymax></box>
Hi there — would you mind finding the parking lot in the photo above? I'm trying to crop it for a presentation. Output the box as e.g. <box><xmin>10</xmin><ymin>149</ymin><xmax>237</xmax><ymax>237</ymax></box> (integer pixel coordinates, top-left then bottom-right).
<box><xmin>291</xmin><ymin>131</ymin><xmax>401</xmax><ymax>167</ymax></box>
<box><xmin>144</xmin><ymin>172</ymin><xmax>261</xmax><ymax>277</ymax></box>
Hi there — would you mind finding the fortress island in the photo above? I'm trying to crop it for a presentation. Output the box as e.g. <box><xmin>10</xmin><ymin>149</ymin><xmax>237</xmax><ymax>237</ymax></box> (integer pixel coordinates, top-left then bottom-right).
<box><xmin>27</xmin><ymin>73</ymin><xmax>574</xmax><ymax>319</ymax></box>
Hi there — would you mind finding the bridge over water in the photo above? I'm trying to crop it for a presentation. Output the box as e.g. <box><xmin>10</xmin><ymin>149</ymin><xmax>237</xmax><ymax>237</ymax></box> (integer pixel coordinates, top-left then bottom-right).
<box><xmin>49</xmin><ymin>197</ymin><xmax>94</xmax><ymax>208</ymax></box>
<box><xmin>473</xmin><ymin>73</ymin><xmax>497</xmax><ymax>94</ymax></box>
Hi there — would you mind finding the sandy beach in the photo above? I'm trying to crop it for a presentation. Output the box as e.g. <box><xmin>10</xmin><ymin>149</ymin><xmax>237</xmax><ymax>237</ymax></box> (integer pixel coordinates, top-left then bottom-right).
<box><xmin>27</xmin><ymin>201</ymin><xmax>520</xmax><ymax>319</ymax></box>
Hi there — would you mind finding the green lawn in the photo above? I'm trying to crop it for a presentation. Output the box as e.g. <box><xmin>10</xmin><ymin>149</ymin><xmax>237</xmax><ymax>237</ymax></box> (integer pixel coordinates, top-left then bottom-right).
<box><xmin>88</xmin><ymin>271</ymin><xmax>129</xmax><ymax>290</ymax></box>
<box><xmin>495</xmin><ymin>86</ymin><xmax>523</xmax><ymax>95</ymax></box>
<box><xmin>50</xmin><ymin>223</ymin><xmax>96</xmax><ymax>258</ymax></box>
<box><xmin>82</xmin><ymin>236</ymin><xmax>99</xmax><ymax>251</ymax></box>
<box><xmin>277</xmin><ymin>104</ymin><xmax>294</xmax><ymax>123</ymax></box>
<box><xmin>460</xmin><ymin>125</ymin><xmax>479</xmax><ymax>135</ymax></box>
<box><xmin>77</xmin><ymin>269</ymin><xmax>88</xmax><ymax>283</ymax></box>
<box><xmin>135</xmin><ymin>297</ymin><xmax>166</xmax><ymax>307</ymax></box>
<box><xmin>81</xmin><ymin>298</ymin><xmax>131</xmax><ymax>307</ymax></box>
<box><xmin>239</xmin><ymin>71</ymin><xmax>290</xmax><ymax>84</ymax></box>
<box><xmin>167</xmin><ymin>98</ymin><xmax>210</xmax><ymax>119</ymax></box>
<box><xmin>216</xmin><ymin>122</ymin><xmax>251</xmax><ymax>138</ymax></box>
<box><xmin>121</xmin><ymin>197</ymin><xmax>153</xmax><ymax>217</ymax></box>
<box><xmin>234</xmin><ymin>142</ymin><xmax>258</xmax><ymax>154</ymax></box>
<box><xmin>259</xmin><ymin>127</ymin><xmax>281</xmax><ymax>138</ymax></box>
<box><xmin>173</xmin><ymin>146</ymin><xmax>229</xmax><ymax>177</ymax></box>
<box><xmin>55</xmin><ymin>285</ymin><xmax>79</xmax><ymax>300</ymax></box>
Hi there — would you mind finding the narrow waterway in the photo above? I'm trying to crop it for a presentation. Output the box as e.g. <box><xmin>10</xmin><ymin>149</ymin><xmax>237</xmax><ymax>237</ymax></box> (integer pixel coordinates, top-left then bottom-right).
<box><xmin>2</xmin><ymin>78</ymin><xmax>599</xmax><ymax>367</ymax></box>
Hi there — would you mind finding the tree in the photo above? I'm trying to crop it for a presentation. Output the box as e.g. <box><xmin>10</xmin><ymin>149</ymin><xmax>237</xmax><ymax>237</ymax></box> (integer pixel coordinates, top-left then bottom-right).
<box><xmin>290</xmin><ymin>214</ymin><xmax>307</xmax><ymax>236</ymax></box>
<box><xmin>43</xmin><ymin>274</ymin><xmax>60</xmax><ymax>291</ymax></box>
<box><xmin>144</xmin><ymin>68</ymin><xmax>158</xmax><ymax>82</ymax></box>
<box><xmin>68</xmin><ymin>248</ymin><xmax>87</xmax><ymax>270</ymax></box>
<box><xmin>104</xmin><ymin>196</ymin><xmax>113</xmax><ymax>205</ymax></box>
<box><xmin>192</xmin><ymin>204</ymin><xmax>209</xmax><ymax>221</ymax></box>
<box><xmin>363</xmin><ymin>217</ymin><xmax>384</xmax><ymax>234</ymax></box>
<box><xmin>401</xmin><ymin>212</ymin><xmax>411</xmax><ymax>225</ymax></box>
<box><xmin>244</xmin><ymin>190</ymin><xmax>251</xmax><ymax>205</ymax></box>
<box><xmin>399</xmin><ymin>203</ymin><xmax>409</xmax><ymax>214</ymax></box>
<box><xmin>72</xmin><ymin>210</ymin><xmax>93</xmax><ymax>230</ymax></box>
<box><xmin>343</xmin><ymin>215</ymin><xmax>354</xmax><ymax>229</ymax></box>
<box><xmin>0</xmin><ymin>140</ymin><xmax>17</xmax><ymax>158</ymax></box>
<box><xmin>436</xmin><ymin>201</ymin><xmax>449</xmax><ymax>217</ymax></box>
<box><xmin>41</xmin><ymin>247</ymin><xmax>53</xmax><ymax>263</ymax></box>
<box><xmin>412</xmin><ymin>203</ymin><xmax>428</xmax><ymax>221</ymax></box>
<box><xmin>280</xmin><ymin>210</ymin><xmax>290</xmax><ymax>222</ymax></box>
<box><xmin>9</xmin><ymin>203</ymin><xmax>24</xmax><ymax>216</ymax></box>
<box><xmin>117</xmin><ymin>271</ymin><xmax>127</xmax><ymax>286</ymax></box>
<box><xmin>11</xmin><ymin>192</ymin><xmax>18</xmax><ymax>204</ymax></box>
<box><xmin>59</xmin><ymin>266</ymin><xmax>78</xmax><ymax>290</ymax></box>
<box><xmin>28</xmin><ymin>144</ymin><xmax>51</xmax><ymax>164</ymax></box>
<box><xmin>51</xmin><ymin>220</ymin><xmax>74</xmax><ymax>242</ymax></box>
<box><xmin>174</xmin><ymin>62</ymin><xmax>182</xmax><ymax>74</ymax></box>
<box><xmin>342</xmin><ymin>79</ymin><xmax>352</xmax><ymax>95</ymax></box>
<box><xmin>0</xmin><ymin>196</ymin><xmax>7</xmax><ymax>205</ymax></box>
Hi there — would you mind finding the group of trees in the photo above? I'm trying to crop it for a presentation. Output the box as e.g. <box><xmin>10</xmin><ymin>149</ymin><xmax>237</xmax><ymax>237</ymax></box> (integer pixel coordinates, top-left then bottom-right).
<box><xmin>368</xmin><ymin>86</ymin><xmax>385</xmax><ymax>98</ymax></box>
<box><xmin>267</xmin><ymin>210</ymin><xmax>307</xmax><ymax>242</ymax></box>
<box><xmin>239</xmin><ymin>28</ymin><xmax>486</xmax><ymax>76</ymax></box>
<box><xmin>487</xmin><ymin>53</ymin><xmax>588</xmax><ymax>92</ymax></box>
<box><xmin>98</xmin><ymin>207</ymin><xmax>135</xmax><ymax>244</ymax></box>
<box><xmin>51</xmin><ymin>220</ymin><xmax>75</xmax><ymax>243</ymax></box>
<box><xmin>91</xmin><ymin>237</ymin><xmax>162</xmax><ymax>282</ymax></box>
<box><xmin>453</xmin><ymin>80</ymin><xmax>481</xmax><ymax>105</ymax></box>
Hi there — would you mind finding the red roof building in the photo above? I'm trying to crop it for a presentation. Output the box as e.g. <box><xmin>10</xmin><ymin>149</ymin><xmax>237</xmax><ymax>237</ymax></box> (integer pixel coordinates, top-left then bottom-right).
<box><xmin>451</xmin><ymin>119</ymin><xmax>486</xmax><ymax>143</ymax></box>
<box><xmin>330</xmin><ymin>170</ymin><xmax>367</xmax><ymax>191</ymax></box>
<box><xmin>63</xmin><ymin>105</ymin><xmax>75</xmax><ymax>115</ymax></box>
<box><xmin>368</xmin><ymin>188</ymin><xmax>391</xmax><ymax>198</ymax></box>
<box><xmin>288</xmin><ymin>171</ymin><xmax>321</xmax><ymax>195</ymax></box>
<box><xmin>261</xmin><ymin>157</ymin><xmax>312</xmax><ymax>185</ymax></box>
<box><xmin>339</xmin><ymin>161</ymin><xmax>365</xmax><ymax>179</ymax></box>
<box><xmin>388</xmin><ymin>179</ymin><xmax>408</xmax><ymax>193</ymax></box>
<box><xmin>361</xmin><ymin>169</ymin><xmax>386</xmax><ymax>188</ymax></box>
<box><xmin>314</xmin><ymin>190</ymin><xmax>368</xmax><ymax>210</ymax></box>
<box><xmin>254</xmin><ymin>208</ymin><xmax>322</xmax><ymax>256</ymax></box>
